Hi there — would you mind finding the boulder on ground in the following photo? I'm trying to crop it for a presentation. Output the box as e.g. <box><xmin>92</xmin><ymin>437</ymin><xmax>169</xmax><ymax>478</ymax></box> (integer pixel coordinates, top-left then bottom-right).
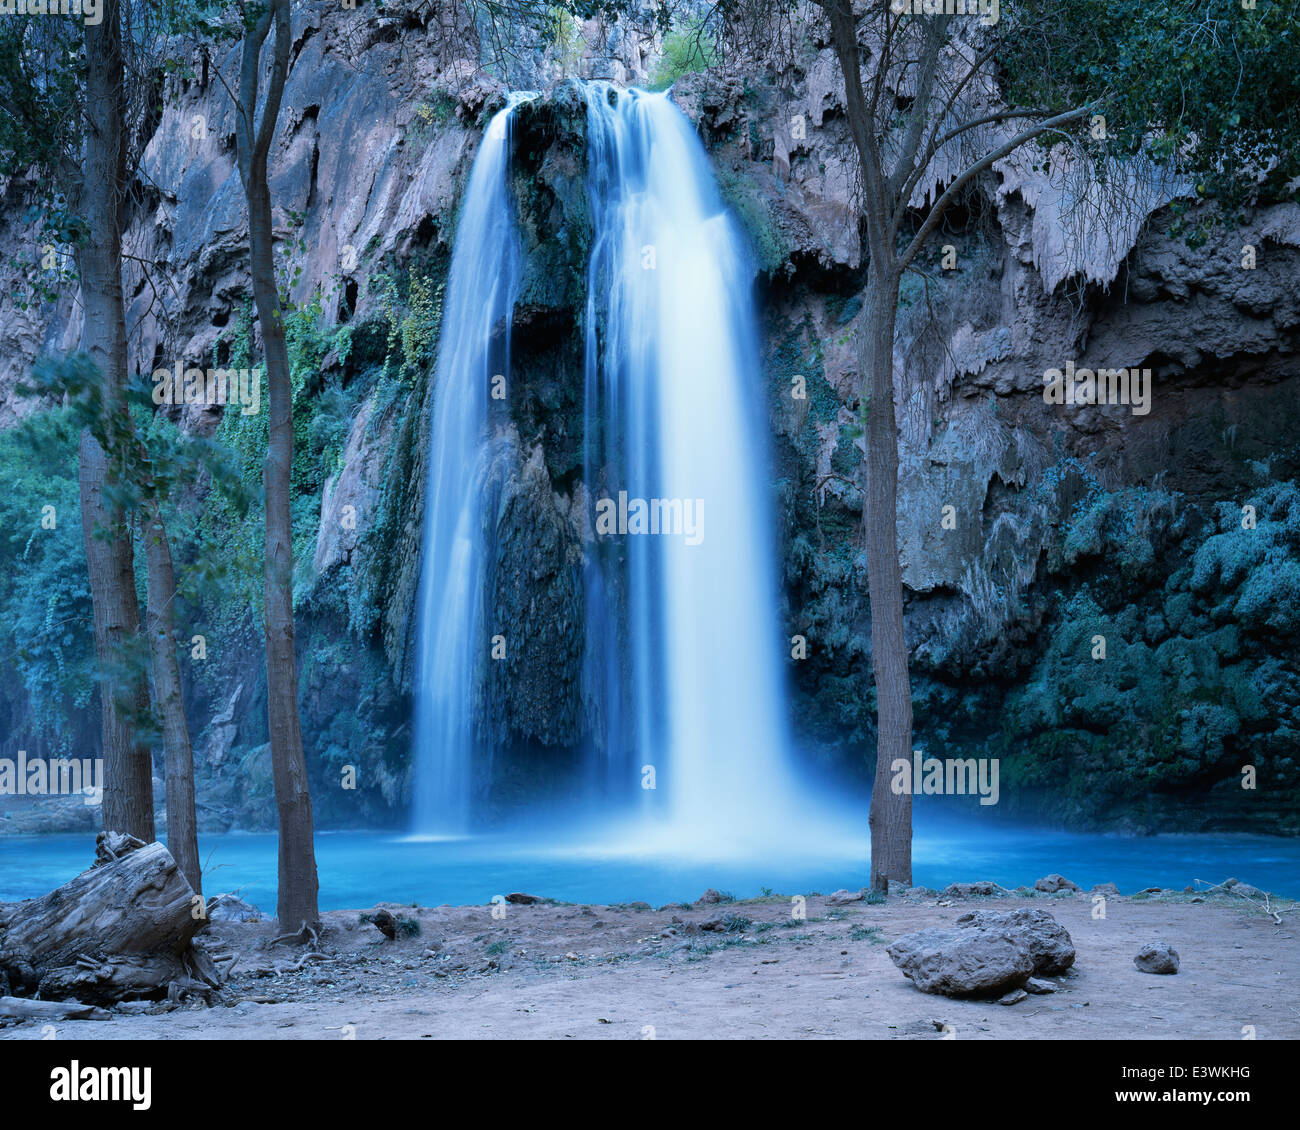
<box><xmin>827</xmin><ymin>888</ymin><xmax>865</xmax><ymax>905</ymax></box>
<box><xmin>942</xmin><ymin>880</ymin><xmax>1003</xmax><ymax>898</ymax></box>
<box><xmin>1090</xmin><ymin>882</ymin><xmax>1120</xmax><ymax>898</ymax></box>
<box><xmin>954</xmin><ymin>908</ymin><xmax>1076</xmax><ymax>975</ymax></box>
<box><xmin>1034</xmin><ymin>873</ymin><xmax>1081</xmax><ymax>893</ymax></box>
<box><xmin>1134</xmin><ymin>941</ymin><xmax>1179</xmax><ymax>974</ymax></box>
<box><xmin>505</xmin><ymin>892</ymin><xmax>542</xmax><ymax>905</ymax></box>
<box><xmin>887</xmin><ymin>927</ymin><xmax>1033</xmax><ymax>997</ymax></box>
<box><xmin>697</xmin><ymin>888</ymin><xmax>725</xmax><ymax>905</ymax></box>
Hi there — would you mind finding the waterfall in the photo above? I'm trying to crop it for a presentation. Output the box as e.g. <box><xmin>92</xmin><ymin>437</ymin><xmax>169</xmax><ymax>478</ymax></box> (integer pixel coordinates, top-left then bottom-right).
<box><xmin>409</xmin><ymin>97</ymin><xmax>531</xmax><ymax>837</ymax></box>
<box><xmin>412</xmin><ymin>84</ymin><xmax>799</xmax><ymax>849</ymax></box>
<box><xmin>580</xmin><ymin>83</ymin><xmax>798</xmax><ymax>845</ymax></box>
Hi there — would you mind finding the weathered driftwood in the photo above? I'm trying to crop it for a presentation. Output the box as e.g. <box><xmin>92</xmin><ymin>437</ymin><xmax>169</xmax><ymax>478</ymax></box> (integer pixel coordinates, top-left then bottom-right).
<box><xmin>0</xmin><ymin>995</ymin><xmax>110</xmax><ymax>1021</ymax></box>
<box><xmin>0</xmin><ymin>831</ymin><xmax>219</xmax><ymax>1004</ymax></box>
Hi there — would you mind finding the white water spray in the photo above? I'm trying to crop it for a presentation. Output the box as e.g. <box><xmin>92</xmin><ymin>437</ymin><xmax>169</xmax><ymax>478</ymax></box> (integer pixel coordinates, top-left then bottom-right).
<box><xmin>410</xmin><ymin>97</ymin><xmax>532</xmax><ymax>837</ymax></box>
<box><xmin>581</xmin><ymin>83</ymin><xmax>800</xmax><ymax>848</ymax></box>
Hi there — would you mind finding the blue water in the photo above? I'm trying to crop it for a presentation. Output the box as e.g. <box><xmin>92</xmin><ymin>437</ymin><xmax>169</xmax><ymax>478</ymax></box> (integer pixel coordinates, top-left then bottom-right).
<box><xmin>2</xmin><ymin>815</ymin><xmax>1296</xmax><ymax>910</ymax></box>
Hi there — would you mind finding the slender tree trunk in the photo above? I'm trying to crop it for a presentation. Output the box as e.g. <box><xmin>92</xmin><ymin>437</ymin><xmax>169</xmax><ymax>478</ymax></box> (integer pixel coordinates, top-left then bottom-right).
<box><xmin>821</xmin><ymin>0</ymin><xmax>914</xmax><ymax>890</ymax></box>
<box><xmin>141</xmin><ymin>502</ymin><xmax>201</xmax><ymax>894</ymax></box>
<box><xmin>237</xmin><ymin>0</ymin><xmax>320</xmax><ymax>932</ymax></box>
<box><xmin>862</xmin><ymin>268</ymin><xmax>913</xmax><ymax>890</ymax></box>
<box><xmin>77</xmin><ymin>0</ymin><xmax>154</xmax><ymax>841</ymax></box>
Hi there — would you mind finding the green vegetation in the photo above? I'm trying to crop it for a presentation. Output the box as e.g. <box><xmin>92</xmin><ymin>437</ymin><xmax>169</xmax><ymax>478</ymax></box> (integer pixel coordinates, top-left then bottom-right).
<box><xmin>648</xmin><ymin>17</ymin><xmax>717</xmax><ymax>90</ymax></box>
<box><xmin>1003</xmin><ymin>0</ymin><xmax>1300</xmax><ymax>230</ymax></box>
<box><xmin>715</xmin><ymin>165</ymin><xmax>790</xmax><ymax>275</ymax></box>
<box><xmin>0</xmin><ymin>410</ymin><xmax>95</xmax><ymax>752</ymax></box>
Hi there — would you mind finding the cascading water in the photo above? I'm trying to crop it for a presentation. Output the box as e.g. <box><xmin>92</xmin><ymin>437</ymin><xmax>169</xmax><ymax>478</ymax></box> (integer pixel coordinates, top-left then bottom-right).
<box><xmin>410</xmin><ymin>96</ymin><xmax>532</xmax><ymax>837</ymax></box>
<box><xmin>413</xmin><ymin>82</ymin><xmax>803</xmax><ymax>851</ymax></box>
<box><xmin>580</xmin><ymin>83</ymin><xmax>800</xmax><ymax>847</ymax></box>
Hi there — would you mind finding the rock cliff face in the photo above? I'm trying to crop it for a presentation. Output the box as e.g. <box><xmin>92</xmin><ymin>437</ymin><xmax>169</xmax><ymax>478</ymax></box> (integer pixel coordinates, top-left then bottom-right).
<box><xmin>3</xmin><ymin>5</ymin><xmax>1296</xmax><ymax>834</ymax></box>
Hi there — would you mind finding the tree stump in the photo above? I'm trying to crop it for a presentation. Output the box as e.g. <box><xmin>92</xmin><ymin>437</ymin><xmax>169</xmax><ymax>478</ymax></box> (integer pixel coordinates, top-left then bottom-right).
<box><xmin>0</xmin><ymin>831</ymin><xmax>218</xmax><ymax>1004</ymax></box>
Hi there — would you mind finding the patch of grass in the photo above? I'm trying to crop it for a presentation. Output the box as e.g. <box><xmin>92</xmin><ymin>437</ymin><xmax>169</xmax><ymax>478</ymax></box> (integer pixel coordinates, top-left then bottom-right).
<box><xmin>850</xmin><ymin>926</ymin><xmax>885</xmax><ymax>944</ymax></box>
<box><xmin>716</xmin><ymin>912</ymin><xmax>753</xmax><ymax>933</ymax></box>
<box><xmin>484</xmin><ymin>939</ymin><xmax>510</xmax><ymax>956</ymax></box>
<box><xmin>683</xmin><ymin>935</ymin><xmax>758</xmax><ymax>960</ymax></box>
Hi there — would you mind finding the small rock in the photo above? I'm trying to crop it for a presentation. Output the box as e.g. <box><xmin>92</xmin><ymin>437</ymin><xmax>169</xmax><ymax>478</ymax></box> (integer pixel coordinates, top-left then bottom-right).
<box><xmin>998</xmin><ymin>989</ymin><xmax>1028</xmax><ymax>1005</ymax></box>
<box><xmin>827</xmin><ymin>888</ymin><xmax>865</xmax><ymax>905</ymax></box>
<box><xmin>206</xmin><ymin>893</ymin><xmax>263</xmax><ymax>923</ymax></box>
<box><xmin>505</xmin><ymin>892</ymin><xmax>541</xmax><ymax>905</ymax></box>
<box><xmin>1089</xmin><ymin>882</ymin><xmax>1120</xmax><ymax>898</ymax></box>
<box><xmin>697</xmin><ymin>888</ymin><xmax>724</xmax><ymax>905</ymax></box>
<box><xmin>371</xmin><ymin>908</ymin><xmax>397</xmax><ymax>940</ymax></box>
<box><xmin>1025</xmin><ymin>978</ymin><xmax>1057</xmax><ymax>994</ymax></box>
<box><xmin>113</xmin><ymin>1001</ymin><xmax>158</xmax><ymax>1015</ymax></box>
<box><xmin>1034</xmin><ymin>874</ymin><xmax>1081</xmax><ymax>893</ymax></box>
<box><xmin>1134</xmin><ymin>942</ymin><xmax>1179</xmax><ymax>974</ymax></box>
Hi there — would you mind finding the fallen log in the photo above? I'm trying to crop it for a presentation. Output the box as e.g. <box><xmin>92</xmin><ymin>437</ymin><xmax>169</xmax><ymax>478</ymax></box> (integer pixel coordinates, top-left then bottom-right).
<box><xmin>0</xmin><ymin>831</ymin><xmax>216</xmax><ymax>1004</ymax></box>
<box><xmin>0</xmin><ymin>996</ymin><xmax>111</xmax><ymax>1021</ymax></box>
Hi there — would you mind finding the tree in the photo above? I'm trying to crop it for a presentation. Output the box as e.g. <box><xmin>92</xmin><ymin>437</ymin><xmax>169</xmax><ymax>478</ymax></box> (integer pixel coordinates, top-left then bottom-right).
<box><xmin>141</xmin><ymin>503</ymin><xmax>200</xmax><ymax>893</ymax></box>
<box><xmin>232</xmin><ymin>0</ymin><xmax>320</xmax><ymax>934</ymax></box>
<box><xmin>76</xmin><ymin>0</ymin><xmax>155</xmax><ymax>841</ymax></box>
<box><xmin>787</xmin><ymin>0</ymin><xmax>1297</xmax><ymax>889</ymax></box>
<box><xmin>4</xmin><ymin>0</ymin><xmax>205</xmax><ymax>855</ymax></box>
<box><xmin>21</xmin><ymin>353</ymin><xmax>244</xmax><ymax>895</ymax></box>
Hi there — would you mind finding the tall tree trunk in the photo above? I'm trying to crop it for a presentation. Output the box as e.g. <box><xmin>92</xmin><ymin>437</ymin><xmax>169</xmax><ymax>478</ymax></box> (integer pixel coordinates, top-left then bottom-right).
<box><xmin>77</xmin><ymin>0</ymin><xmax>154</xmax><ymax>841</ymax></box>
<box><xmin>821</xmin><ymin>0</ymin><xmax>914</xmax><ymax>890</ymax></box>
<box><xmin>862</xmin><ymin>268</ymin><xmax>913</xmax><ymax>890</ymax></box>
<box><xmin>237</xmin><ymin>0</ymin><xmax>320</xmax><ymax>933</ymax></box>
<box><xmin>141</xmin><ymin>502</ymin><xmax>201</xmax><ymax>894</ymax></box>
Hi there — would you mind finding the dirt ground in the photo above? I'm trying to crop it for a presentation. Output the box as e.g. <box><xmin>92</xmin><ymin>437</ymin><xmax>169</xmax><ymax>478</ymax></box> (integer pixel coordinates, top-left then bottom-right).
<box><xmin>2</xmin><ymin>888</ymin><xmax>1296</xmax><ymax>1040</ymax></box>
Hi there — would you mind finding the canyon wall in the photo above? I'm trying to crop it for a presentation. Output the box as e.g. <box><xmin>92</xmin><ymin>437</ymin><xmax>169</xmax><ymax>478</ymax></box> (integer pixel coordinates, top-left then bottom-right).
<box><xmin>1</xmin><ymin>3</ymin><xmax>1296</xmax><ymax>835</ymax></box>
